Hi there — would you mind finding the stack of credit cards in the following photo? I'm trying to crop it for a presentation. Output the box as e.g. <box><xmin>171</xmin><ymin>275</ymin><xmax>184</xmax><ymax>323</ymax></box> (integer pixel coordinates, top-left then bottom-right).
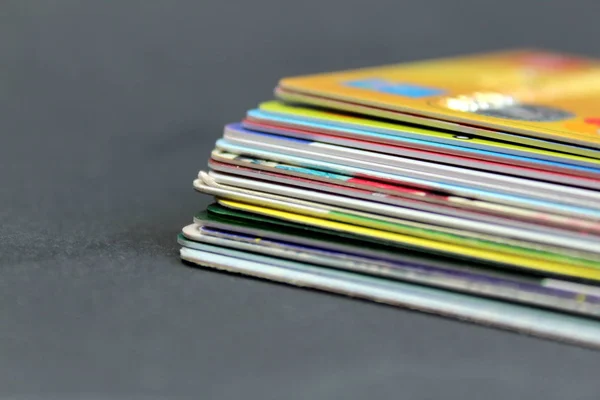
<box><xmin>179</xmin><ymin>49</ymin><xmax>600</xmax><ymax>348</ymax></box>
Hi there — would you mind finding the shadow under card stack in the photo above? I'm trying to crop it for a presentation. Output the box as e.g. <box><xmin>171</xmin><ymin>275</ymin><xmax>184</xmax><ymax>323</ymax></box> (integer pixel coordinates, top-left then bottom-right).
<box><xmin>179</xmin><ymin>49</ymin><xmax>600</xmax><ymax>349</ymax></box>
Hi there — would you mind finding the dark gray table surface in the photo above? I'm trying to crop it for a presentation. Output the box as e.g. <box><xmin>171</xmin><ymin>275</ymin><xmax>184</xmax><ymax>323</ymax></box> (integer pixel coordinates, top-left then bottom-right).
<box><xmin>2</xmin><ymin>1</ymin><xmax>599</xmax><ymax>398</ymax></box>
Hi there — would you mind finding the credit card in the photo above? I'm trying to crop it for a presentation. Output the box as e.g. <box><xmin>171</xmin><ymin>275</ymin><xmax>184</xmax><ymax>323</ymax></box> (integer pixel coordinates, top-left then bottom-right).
<box><xmin>226</xmin><ymin>123</ymin><xmax>600</xmax><ymax>193</ymax></box>
<box><xmin>209</xmin><ymin>151</ymin><xmax>600</xmax><ymax>234</ymax></box>
<box><xmin>198</xmin><ymin>204</ymin><xmax>498</xmax><ymax>266</ymax></box>
<box><xmin>201</xmin><ymin>203</ymin><xmax>600</xmax><ymax>281</ymax></box>
<box><xmin>249</xmin><ymin>101</ymin><xmax>600</xmax><ymax>173</ymax></box>
<box><xmin>205</xmin><ymin>169</ymin><xmax>600</xmax><ymax>254</ymax></box>
<box><xmin>277</xmin><ymin>49</ymin><xmax>600</xmax><ymax>156</ymax></box>
<box><xmin>215</xmin><ymin>139</ymin><xmax>600</xmax><ymax>219</ymax></box>
<box><xmin>180</xmin><ymin>225</ymin><xmax>600</xmax><ymax>317</ymax></box>
<box><xmin>179</xmin><ymin>244</ymin><xmax>600</xmax><ymax>349</ymax></box>
<box><xmin>243</xmin><ymin>112</ymin><xmax>600</xmax><ymax>186</ymax></box>
<box><xmin>200</xmin><ymin>189</ymin><xmax>600</xmax><ymax>281</ymax></box>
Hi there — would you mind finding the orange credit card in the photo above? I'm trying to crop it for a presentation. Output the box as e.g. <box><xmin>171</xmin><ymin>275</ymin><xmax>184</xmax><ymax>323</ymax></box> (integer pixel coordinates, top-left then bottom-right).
<box><xmin>277</xmin><ymin>49</ymin><xmax>600</xmax><ymax>157</ymax></box>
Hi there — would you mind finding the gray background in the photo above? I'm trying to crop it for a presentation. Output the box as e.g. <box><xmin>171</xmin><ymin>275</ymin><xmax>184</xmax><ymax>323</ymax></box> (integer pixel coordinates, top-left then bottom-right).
<box><xmin>2</xmin><ymin>1</ymin><xmax>599</xmax><ymax>398</ymax></box>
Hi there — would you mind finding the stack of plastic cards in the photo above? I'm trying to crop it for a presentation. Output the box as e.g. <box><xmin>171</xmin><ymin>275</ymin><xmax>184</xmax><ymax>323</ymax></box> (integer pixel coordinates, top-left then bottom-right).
<box><xmin>179</xmin><ymin>49</ymin><xmax>600</xmax><ymax>349</ymax></box>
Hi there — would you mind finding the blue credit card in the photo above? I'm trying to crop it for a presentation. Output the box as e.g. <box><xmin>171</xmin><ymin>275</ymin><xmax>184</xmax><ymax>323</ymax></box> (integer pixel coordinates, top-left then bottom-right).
<box><xmin>228</xmin><ymin>123</ymin><xmax>600</xmax><ymax>190</ymax></box>
<box><xmin>246</xmin><ymin>108</ymin><xmax>600</xmax><ymax>174</ymax></box>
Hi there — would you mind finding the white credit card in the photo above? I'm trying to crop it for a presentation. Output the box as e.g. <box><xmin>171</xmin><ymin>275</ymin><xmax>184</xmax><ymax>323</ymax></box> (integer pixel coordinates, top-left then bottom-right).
<box><xmin>194</xmin><ymin>173</ymin><xmax>600</xmax><ymax>274</ymax></box>
<box><xmin>223</xmin><ymin>125</ymin><xmax>600</xmax><ymax>208</ymax></box>
<box><xmin>179</xmin><ymin>244</ymin><xmax>600</xmax><ymax>350</ymax></box>
<box><xmin>209</xmin><ymin>151</ymin><xmax>600</xmax><ymax>234</ymax></box>
<box><xmin>241</xmin><ymin>120</ymin><xmax>600</xmax><ymax>187</ymax></box>
<box><xmin>215</xmin><ymin>139</ymin><xmax>600</xmax><ymax>219</ymax></box>
<box><xmin>179</xmin><ymin>225</ymin><xmax>600</xmax><ymax>318</ymax></box>
<box><xmin>208</xmin><ymin>156</ymin><xmax>600</xmax><ymax>236</ymax></box>
<box><xmin>202</xmin><ymin>170</ymin><xmax>600</xmax><ymax>256</ymax></box>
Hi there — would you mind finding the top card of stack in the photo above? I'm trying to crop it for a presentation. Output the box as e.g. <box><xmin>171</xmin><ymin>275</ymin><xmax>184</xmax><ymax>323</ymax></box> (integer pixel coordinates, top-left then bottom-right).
<box><xmin>276</xmin><ymin>49</ymin><xmax>600</xmax><ymax>156</ymax></box>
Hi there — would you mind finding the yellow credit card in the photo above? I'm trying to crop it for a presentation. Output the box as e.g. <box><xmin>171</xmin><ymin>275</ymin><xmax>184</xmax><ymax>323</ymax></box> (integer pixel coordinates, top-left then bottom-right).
<box><xmin>278</xmin><ymin>49</ymin><xmax>600</xmax><ymax>155</ymax></box>
<box><xmin>218</xmin><ymin>200</ymin><xmax>600</xmax><ymax>282</ymax></box>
